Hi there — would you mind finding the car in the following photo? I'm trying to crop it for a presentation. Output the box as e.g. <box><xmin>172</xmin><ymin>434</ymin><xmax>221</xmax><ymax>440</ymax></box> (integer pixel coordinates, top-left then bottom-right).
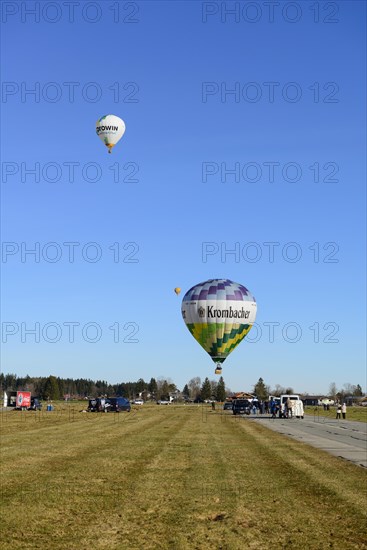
<box><xmin>232</xmin><ymin>399</ymin><xmax>251</xmax><ymax>415</ymax></box>
<box><xmin>28</xmin><ymin>397</ymin><xmax>42</xmax><ymax>411</ymax></box>
<box><xmin>107</xmin><ymin>397</ymin><xmax>131</xmax><ymax>412</ymax></box>
<box><xmin>88</xmin><ymin>398</ymin><xmax>108</xmax><ymax>412</ymax></box>
<box><xmin>156</xmin><ymin>400</ymin><xmax>171</xmax><ymax>405</ymax></box>
<box><xmin>223</xmin><ymin>402</ymin><xmax>233</xmax><ymax>411</ymax></box>
<box><xmin>133</xmin><ymin>399</ymin><xmax>144</xmax><ymax>405</ymax></box>
<box><xmin>88</xmin><ymin>397</ymin><xmax>131</xmax><ymax>412</ymax></box>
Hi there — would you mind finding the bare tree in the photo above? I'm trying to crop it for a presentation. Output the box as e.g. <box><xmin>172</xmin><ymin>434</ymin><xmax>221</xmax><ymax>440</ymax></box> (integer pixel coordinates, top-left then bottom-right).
<box><xmin>329</xmin><ymin>382</ymin><xmax>337</xmax><ymax>400</ymax></box>
<box><xmin>272</xmin><ymin>384</ymin><xmax>285</xmax><ymax>397</ymax></box>
<box><xmin>187</xmin><ymin>377</ymin><xmax>201</xmax><ymax>399</ymax></box>
<box><xmin>343</xmin><ymin>383</ymin><xmax>354</xmax><ymax>396</ymax></box>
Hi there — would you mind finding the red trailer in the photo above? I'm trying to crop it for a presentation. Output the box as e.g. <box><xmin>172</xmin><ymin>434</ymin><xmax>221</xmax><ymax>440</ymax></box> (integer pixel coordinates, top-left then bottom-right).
<box><xmin>15</xmin><ymin>391</ymin><xmax>31</xmax><ymax>409</ymax></box>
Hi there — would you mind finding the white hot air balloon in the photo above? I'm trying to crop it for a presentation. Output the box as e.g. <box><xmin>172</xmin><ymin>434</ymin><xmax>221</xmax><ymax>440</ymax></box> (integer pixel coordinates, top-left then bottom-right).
<box><xmin>96</xmin><ymin>114</ymin><xmax>126</xmax><ymax>153</ymax></box>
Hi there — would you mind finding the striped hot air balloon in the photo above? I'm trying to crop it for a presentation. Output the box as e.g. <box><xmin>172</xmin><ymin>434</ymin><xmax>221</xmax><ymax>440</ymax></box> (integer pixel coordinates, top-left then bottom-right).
<box><xmin>181</xmin><ymin>279</ymin><xmax>257</xmax><ymax>374</ymax></box>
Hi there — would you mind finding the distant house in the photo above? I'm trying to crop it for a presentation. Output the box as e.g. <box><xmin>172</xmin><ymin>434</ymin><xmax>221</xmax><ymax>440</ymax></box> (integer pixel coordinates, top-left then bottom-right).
<box><xmin>344</xmin><ymin>395</ymin><xmax>355</xmax><ymax>406</ymax></box>
<box><xmin>231</xmin><ymin>392</ymin><xmax>255</xmax><ymax>400</ymax></box>
<box><xmin>169</xmin><ymin>390</ymin><xmax>183</xmax><ymax>402</ymax></box>
<box><xmin>301</xmin><ymin>395</ymin><xmax>325</xmax><ymax>406</ymax></box>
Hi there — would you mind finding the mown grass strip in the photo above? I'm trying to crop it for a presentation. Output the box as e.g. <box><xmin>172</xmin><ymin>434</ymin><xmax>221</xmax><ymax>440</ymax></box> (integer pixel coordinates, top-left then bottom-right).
<box><xmin>1</xmin><ymin>405</ymin><xmax>366</xmax><ymax>549</ymax></box>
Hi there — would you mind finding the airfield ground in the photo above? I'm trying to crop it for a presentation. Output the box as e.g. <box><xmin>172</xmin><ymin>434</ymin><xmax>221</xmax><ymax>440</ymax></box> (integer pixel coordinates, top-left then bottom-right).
<box><xmin>1</xmin><ymin>404</ymin><xmax>366</xmax><ymax>550</ymax></box>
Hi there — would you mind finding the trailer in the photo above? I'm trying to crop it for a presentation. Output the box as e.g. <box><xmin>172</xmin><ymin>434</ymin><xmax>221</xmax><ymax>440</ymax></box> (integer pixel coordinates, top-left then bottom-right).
<box><xmin>5</xmin><ymin>391</ymin><xmax>41</xmax><ymax>410</ymax></box>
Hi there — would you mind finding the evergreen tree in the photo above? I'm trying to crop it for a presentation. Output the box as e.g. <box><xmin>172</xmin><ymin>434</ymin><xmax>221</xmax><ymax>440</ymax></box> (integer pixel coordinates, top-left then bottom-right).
<box><xmin>159</xmin><ymin>380</ymin><xmax>170</xmax><ymax>400</ymax></box>
<box><xmin>353</xmin><ymin>384</ymin><xmax>363</xmax><ymax>397</ymax></box>
<box><xmin>253</xmin><ymin>377</ymin><xmax>268</xmax><ymax>400</ymax></box>
<box><xmin>148</xmin><ymin>377</ymin><xmax>158</xmax><ymax>397</ymax></box>
<box><xmin>216</xmin><ymin>376</ymin><xmax>226</xmax><ymax>402</ymax></box>
<box><xmin>201</xmin><ymin>377</ymin><xmax>212</xmax><ymax>400</ymax></box>
<box><xmin>4</xmin><ymin>373</ymin><xmax>17</xmax><ymax>390</ymax></box>
<box><xmin>57</xmin><ymin>377</ymin><xmax>65</xmax><ymax>398</ymax></box>
<box><xmin>43</xmin><ymin>376</ymin><xmax>60</xmax><ymax>400</ymax></box>
<box><xmin>168</xmin><ymin>382</ymin><xmax>177</xmax><ymax>393</ymax></box>
<box><xmin>210</xmin><ymin>380</ymin><xmax>218</xmax><ymax>397</ymax></box>
<box><xmin>182</xmin><ymin>384</ymin><xmax>190</xmax><ymax>398</ymax></box>
<box><xmin>136</xmin><ymin>378</ymin><xmax>147</xmax><ymax>395</ymax></box>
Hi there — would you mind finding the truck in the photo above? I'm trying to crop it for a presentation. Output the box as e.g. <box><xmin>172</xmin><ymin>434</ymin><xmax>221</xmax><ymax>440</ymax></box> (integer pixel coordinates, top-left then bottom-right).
<box><xmin>4</xmin><ymin>391</ymin><xmax>42</xmax><ymax>410</ymax></box>
<box><xmin>279</xmin><ymin>394</ymin><xmax>304</xmax><ymax>419</ymax></box>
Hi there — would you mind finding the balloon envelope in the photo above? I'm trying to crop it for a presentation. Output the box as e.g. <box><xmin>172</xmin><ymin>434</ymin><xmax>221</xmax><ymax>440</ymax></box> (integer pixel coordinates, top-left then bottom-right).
<box><xmin>181</xmin><ymin>279</ymin><xmax>257</xmax><ymax>370</ymax></box>
<box><xmin>174</xmin><ymin>288</ymin><xmax>181</xmax><ymax>295</ymax></box>
<box><xmin>96</xmin><ymin>114</ymin><xmax>125</xmax><ymax>153</ymax></box>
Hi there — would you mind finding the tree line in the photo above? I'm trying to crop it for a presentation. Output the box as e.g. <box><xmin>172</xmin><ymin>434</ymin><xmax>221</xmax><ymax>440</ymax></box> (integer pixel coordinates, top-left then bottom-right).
<box><xmin>0</xmin><ymin>373</ymin><xmax>227</xmax><ymax>401</ymax></box>
<box><xmin>0</xmin><ymin>373</ymin><xmax>363</xmax><ymax>402</ymax></box>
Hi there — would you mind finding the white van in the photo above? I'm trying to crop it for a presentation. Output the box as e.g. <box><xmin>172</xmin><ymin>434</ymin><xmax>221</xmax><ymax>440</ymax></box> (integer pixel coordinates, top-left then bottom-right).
<box><xmin>279</xmin><ymin>395</ymin><xmax>304</xmax><ymax>418</ymax></box>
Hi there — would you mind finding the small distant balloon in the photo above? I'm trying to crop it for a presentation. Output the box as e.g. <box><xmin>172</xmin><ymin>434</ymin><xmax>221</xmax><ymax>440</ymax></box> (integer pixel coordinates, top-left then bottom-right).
<box><xmin>96</xmin><ymin>114</ymin><xmax>125</xmax><ymax>153</ymax></box>
<box><xmin>174</xmin><ymin>288</ymin><xmax>181</xmax><ymax>295</ymax></box>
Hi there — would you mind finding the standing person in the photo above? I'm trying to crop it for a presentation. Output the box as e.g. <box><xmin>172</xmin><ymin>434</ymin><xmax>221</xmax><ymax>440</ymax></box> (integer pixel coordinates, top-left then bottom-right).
<box><xmin>341</xmin><ymin>403</ymin><xmax>347</xmax><ymax>419</ymax></box>
<box><xmin>336</xmin><ymin>404</ymin><xmax>342</xmax><ymax>419</ymax></box>
<box><xmin>286</xmin><ymin>398</ymin><xmax>292</xmax><ymax>419</ymax></box>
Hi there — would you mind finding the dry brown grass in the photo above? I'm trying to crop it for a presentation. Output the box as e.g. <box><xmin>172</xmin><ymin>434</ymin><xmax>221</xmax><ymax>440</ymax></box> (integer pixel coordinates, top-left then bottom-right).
<box><xmin>304</xmin><ymin>405</ymin><xmax>367</xmax><ymax>422</ymax></box>
<box><xmin>1</xmin><ymin>404</ymin><xmax>366</xmax><ymax>549</ymax></box>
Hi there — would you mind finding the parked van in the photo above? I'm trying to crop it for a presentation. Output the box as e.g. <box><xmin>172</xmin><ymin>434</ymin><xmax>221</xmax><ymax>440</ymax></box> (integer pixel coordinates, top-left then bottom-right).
<box><xmin>108</xmin><ymin>397</ymin><xmax>131</xmax><ymax>412</ymax></box>
<box><xmin>279</xmin><ymin>395</ymin><xmax>304</xmax><ymax>418</ymax></box>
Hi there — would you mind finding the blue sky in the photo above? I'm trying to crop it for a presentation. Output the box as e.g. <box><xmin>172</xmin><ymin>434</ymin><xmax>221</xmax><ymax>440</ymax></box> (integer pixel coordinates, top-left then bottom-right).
<box><xmin>1</xmin><ymin>1</ymin><xmax>366</xmax><ymax>394</ymax></box>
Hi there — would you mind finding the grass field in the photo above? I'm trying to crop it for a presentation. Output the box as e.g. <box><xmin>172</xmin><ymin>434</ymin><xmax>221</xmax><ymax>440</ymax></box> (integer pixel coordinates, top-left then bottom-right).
<box><xmin>304</xmin><ymin>405</ymin><xmax>367</xmax><ymax>422</ymax></box>
<box><xmin>1</xmin><ymin>404</ymin><xmax>366</xmax><ymax>550</ymax></box>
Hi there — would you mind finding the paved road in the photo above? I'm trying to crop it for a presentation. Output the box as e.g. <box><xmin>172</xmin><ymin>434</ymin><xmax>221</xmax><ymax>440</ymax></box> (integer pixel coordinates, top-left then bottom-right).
<box><xmin>244</xmin><ymin>414</ymin><xmax>367</xmax><ymax>468</ymax></box>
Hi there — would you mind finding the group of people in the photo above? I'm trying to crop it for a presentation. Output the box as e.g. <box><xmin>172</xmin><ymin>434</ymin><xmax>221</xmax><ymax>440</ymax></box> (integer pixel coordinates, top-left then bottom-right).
<box><xmin>336</xmin><ymin>403</ymin><xmax>347</xmax><ymax>419</ymax></box>
<box><xmin>249</xmin><ymin>400</ymin><xmax>268</xmax><ymax>415</ymax></box>
<box><xmin>269</xmin><ymin>397</ymin><xmax>305</xmax><ymax>419</ymax></box>
<box><xmin>235</xmin><ymin>398</ymin><xmax>347</xmax><ymax>420</ymax></box>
